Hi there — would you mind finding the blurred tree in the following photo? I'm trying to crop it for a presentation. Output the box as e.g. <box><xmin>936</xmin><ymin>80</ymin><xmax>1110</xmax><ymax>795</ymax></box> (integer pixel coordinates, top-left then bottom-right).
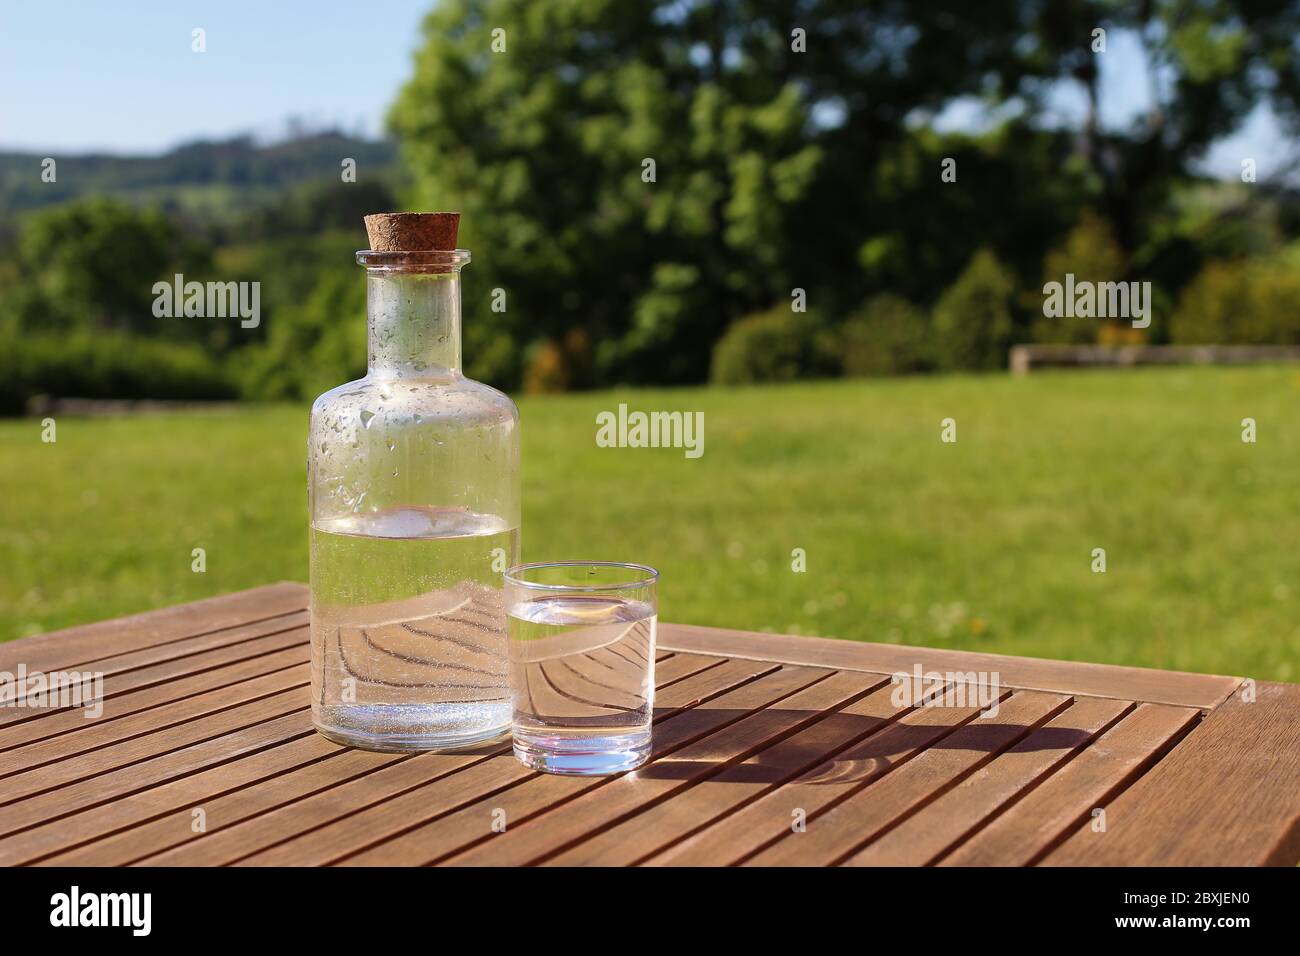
<box><xmin>240</xmin><ymin>178</ymin><xmax>398</xmax><ymax>240</ymax></box>
<box><xmin>239</xmin><ymin>268</ymin><xmax>367</xmax><ymax>400</ymax></box>
<box><xmin>1171</xmin><ymin>244</ymin><xmax>1300</xmax><ymax>344</ymax></box>
<box><xmin>1032</xmin><ymin>210</ymin><xmax>1126</xmax><ymax>343</ymax></box>
<box><xmin>857</xmin><ymin>124</ymin><xmax>1090</xmax><ymax>309</ymax></box>
<box><xmin>1032</xmin><ymin>0</ymin><xmax>1300</xmax><ymax>252</ymax></box>
<box><xmin>839</xmin><ymin>294</ymin><xmax>932</xmax><ymax>377</ymax></box>
<box><xmin>3</xmin><ymin>198</ymin><xmax>210</xmax><ymax>340</ymax></box>
<box><xmin>710</xmin><ymin>305</ymin><xmax>837</xmax><ymax>384</ymax></box>
<box><xmin>931</xmin><ymin>249</ymin><xmax>1017</xmax><ymax>370</ymax></box>
<box><xmin>390</xmin><ymin>0</ymin><xmax>1068</xmax><ymax>387</ymax></box>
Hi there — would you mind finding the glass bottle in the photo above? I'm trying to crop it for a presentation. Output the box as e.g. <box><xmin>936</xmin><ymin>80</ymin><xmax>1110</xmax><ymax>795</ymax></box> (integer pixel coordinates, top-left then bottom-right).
<box><xmin>308</xmin><ymin>214</ymin><xmax>519</xmax><ymax>751</ymax></box>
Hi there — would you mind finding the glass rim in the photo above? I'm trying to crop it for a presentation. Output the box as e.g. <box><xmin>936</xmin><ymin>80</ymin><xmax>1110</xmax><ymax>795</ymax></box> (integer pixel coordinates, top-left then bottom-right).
<box><xmin>355</xmin><ymin>249</ymin><xmax>471</xmax><ymax>271</ymax></box>
<box><xmin>503</xmin><ymin>561</ymin><xmax>659</xmax><ymax>593</ymax></box>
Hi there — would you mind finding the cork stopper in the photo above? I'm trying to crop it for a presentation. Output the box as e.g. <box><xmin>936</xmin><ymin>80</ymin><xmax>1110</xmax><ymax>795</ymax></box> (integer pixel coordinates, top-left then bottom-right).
<box><xmin>364</xmin><ymin>212</ymin><xmax>460</xmax><ymax>252</ymax></box>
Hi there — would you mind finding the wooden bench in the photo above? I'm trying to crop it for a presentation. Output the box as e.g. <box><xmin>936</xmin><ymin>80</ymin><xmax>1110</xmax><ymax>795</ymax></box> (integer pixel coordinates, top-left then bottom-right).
<box><xmin>1008</xmin><ymin>343</ymin><xmax>1300</xmax><ymax>375</ymax></box>
<box><xmin>2</xmin><ymin>583</ymin><xmax>1296</xmax><ymax>866</ymax></box>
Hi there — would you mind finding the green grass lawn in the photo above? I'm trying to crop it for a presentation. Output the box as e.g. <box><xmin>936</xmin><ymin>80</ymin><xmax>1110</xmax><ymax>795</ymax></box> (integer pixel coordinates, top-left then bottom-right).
<box><xmin>2</xmin><ymin>366</ymin><xmax>1297</xmax><ymax>681</ymax></box>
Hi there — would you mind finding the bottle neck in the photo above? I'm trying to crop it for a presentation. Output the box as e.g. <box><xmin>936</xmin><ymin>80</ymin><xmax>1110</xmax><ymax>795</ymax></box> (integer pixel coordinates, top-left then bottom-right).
<box><xmin>366</xmin><ymin>270</ymin><xmax>462</xmax><ymax>377</ymax></box>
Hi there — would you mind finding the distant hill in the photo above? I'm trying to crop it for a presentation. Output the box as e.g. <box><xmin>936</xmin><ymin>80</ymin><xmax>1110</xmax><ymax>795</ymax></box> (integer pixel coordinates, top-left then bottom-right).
<box><xmin>0</xmin><ymin>132</ymin><xmax>399</xmax><ymax>221</ymax></box>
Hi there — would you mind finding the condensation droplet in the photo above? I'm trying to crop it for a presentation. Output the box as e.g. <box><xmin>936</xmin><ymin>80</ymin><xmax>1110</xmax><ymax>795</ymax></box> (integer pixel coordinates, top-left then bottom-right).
<box><xmin>360</xmin><ymin>409</ymin><xmax>376</xmax><ymax>428</ymax></box>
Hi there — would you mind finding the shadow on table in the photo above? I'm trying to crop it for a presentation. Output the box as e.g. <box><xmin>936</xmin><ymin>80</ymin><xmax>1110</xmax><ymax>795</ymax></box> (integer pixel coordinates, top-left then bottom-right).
<box><xmin>637</xmin><ymin>706</ymin><xmax>1094</xmax><ymax>785</ymax></box>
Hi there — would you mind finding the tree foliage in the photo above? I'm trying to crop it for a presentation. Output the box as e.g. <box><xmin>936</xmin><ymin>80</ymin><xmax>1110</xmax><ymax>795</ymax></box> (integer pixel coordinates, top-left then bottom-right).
<box><xmin>6</xmin><ymin>2</ymin><xmax>1300</xmax><ymax>409</ymax></box>
<box><xmin>840</xmin><ymin>294</ymin><xmax>932</xmax><ymax>378</ymax></box>
<box><xmin>389</xmin><ymin>0</ymin><xmax>1071</xmax><ymax>386</ymax></box>
<box><xmin>3</xmin><ymin>198</ymin><xmax>210</xmax><ymax>340</ymax></box>
<box><xmin>932</xmin><ymin>249</ymin><xmax>1017</xmax><ymax>371</ymax></box>
<box><xmin>1171</xmin><ymin>245</ymin><xmax>1300</xmax><ymax>345</ymax></box>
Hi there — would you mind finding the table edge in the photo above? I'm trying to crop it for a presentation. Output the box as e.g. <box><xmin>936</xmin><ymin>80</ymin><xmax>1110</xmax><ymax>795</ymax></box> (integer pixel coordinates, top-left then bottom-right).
<box><xmin>3</xmin><ymin>582</ymin><xmax>1248</xmax><ymax>712</ymax></box>
<box><xmin>658</xmin><ymin>622</ymin><xmax>1245</xmax><ymax>711</ymax></box>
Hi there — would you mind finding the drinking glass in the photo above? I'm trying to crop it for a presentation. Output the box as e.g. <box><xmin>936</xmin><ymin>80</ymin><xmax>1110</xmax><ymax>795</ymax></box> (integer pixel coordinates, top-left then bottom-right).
<box><xmin>504</xmin><ymin>562</ymin><xmax>658</xmax><ymax>775</ymax></box>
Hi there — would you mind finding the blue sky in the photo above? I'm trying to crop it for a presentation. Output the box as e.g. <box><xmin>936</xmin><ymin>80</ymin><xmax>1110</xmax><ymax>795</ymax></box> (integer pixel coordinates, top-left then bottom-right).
<box><xmin>0</xmin><ymin>1</ymin><xmax>1291</xmax><ymax>180</ymax></box>
<box><xmin>0</xmin><ymin>0</ymin><xmax>432</xmax><ymax>152</ymax></box>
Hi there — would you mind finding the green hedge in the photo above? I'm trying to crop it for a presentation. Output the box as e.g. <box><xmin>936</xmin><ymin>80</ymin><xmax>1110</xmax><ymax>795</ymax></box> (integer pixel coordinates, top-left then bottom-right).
<box><xmin>840</xmin><ymin>294</ymin><xmax>933</xmax><ymax>376</ymax></box>
<box><xmin>931</xmin><ymin>249</ymin><xmax>1016</xmax><ymax>370</ymax></box>
<box><xmin>0</xmin><ymin>333</ymin><xmax>237</xmax><ymax>415</ymax></box>
<box><xmin>710</xmin><ymin>306</ymin><xmax>838</xmax><ymax>385</ymax></box>
<box><xmin>1171</xmin><ymin>246</ymin><xmax>1300</xmax><ymax>345</ymax></box>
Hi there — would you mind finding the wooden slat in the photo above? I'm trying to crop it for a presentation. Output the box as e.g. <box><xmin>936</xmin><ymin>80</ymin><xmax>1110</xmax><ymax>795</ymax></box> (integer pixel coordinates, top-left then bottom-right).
<box><xmin>40</xmin><ymin>648</ymin><xmax>668</xmax><ymax>866</ymax></box>
<box><xmin>635</xmin><ymin>677</ymin><xmax>904</xmax><ymax>866</ymax></box>
<box><xmin>16</xmin><ymin>734</ymin><xmax>353</xmax><ymax>866</ymax></box>
<box><xmin>644</xmin><ymin>682</ymin><xmax>996</xmax><ymax>866</ymax></box>
<box><xmin>0</xmin><ymin>683</ymin><xmax>307</xmax><ymax>810</ymax></box>
<box><xmin>0</xmin><ymin>582</ymin><xmax>307</xmax><ymax>673</ymax></box>
<box><xmin>841</xmin><ymin>695</ymin><xmax>1131</xmax><ymax>865</ymax></box>
<box><xmin>0</xmin><ymin>617</ymin><xmax>307</xmax><ymax>723</ymax></box>
<box><xmin>1044</xmin><ymin>682</ymin><xmax>1300</xmax><ymax>866</ymax></box>
<box><xmin>2</xmin><ymin>585</ymin><xmax>1294</xmax><ymax>867</ymax></box>
<box><xmin>122</xmin><ymin>653</ymin><xmax>719</xmax><ymax>866</ymax></box>
<box><xmin>0</xmin><ymin>705</ymin><xmax>311</xmax><ymax>840</ymax></box>
<box><xmin>0</xmin><ymin>644</ymin><xmax>305</xmax><ymax>753</ymax></box>
<box><xmin>939</xmin><ymin>702</ymin><xmax>1200</xmax><ymax>866</ymax></box>
<box><xmin>1</xmin><ymin>664</ymin><xmax>310</xmax><ymax>776</ymax></box>
<box><xmin>659</xmin><ymin>622</ymin><xmax>1241</xmax><ymax>710</ymax></box>
<box><xmin>745</xmin><ymin>691</ymin><xmax>1070</xmax><ymax>866</ymax></box>
<box><xmin>33</xmin><ymin>650</ymin><xmax>687</xmax><ymax>867</ymax></box>
<box><xmin>266</xmin><ymin>658</ymin><xmax>733</xmax><ymax>868</ymax></box>
<box><xmin>136</xmin><ymin>746</ymin><xmax>489</xmax><ymax>867</ymax></box>
<box><xmin>341</xmin><ymin>663</ymin><xmax>825</xmax><ymax>866</ymax></box>
<box><xmin>233</xmin><ymin>656</ymin><xmax>776</xmax><ymax>866</ymax></box>
<box><xmin>524</xmin><ymin>654</ymin><xmax>646</xmax><ymax>718</ymax></box>
<box><xmin>538</xmin><ymin>670</ymin><xmax>888</xmax><ymax>866</ymax></box>
<box><xmin>1</xmin><ymin>712</ymin><xmax>317</xmax><ymax>868</ymax></box>
<box><xmin>569</xmin><ymin>673</ymin><xmax>900</xmax><ymax>866</ymax></box>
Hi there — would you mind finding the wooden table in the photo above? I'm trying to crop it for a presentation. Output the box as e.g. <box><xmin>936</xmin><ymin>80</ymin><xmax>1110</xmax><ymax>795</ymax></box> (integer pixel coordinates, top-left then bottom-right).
<box><xmin>2</xmin><ymin>583</ymin><xmax>1297</xmax><ymax>867</ymax></box>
